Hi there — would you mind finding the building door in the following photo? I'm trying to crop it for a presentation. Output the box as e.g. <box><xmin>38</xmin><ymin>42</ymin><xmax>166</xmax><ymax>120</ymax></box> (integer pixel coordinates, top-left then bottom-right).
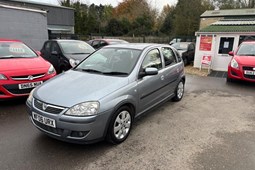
<box><xmin>212</xmin><ymin>36</ymin><xmax>237</xmax><ymax>71</ymax></box>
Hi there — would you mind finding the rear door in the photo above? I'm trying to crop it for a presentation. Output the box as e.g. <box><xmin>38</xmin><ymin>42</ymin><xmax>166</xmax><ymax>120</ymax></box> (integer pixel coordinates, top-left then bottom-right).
<box><xmin>161</xmin><ymin>47</ymin><xmax>181</xmax><ymax>95</ymax></box>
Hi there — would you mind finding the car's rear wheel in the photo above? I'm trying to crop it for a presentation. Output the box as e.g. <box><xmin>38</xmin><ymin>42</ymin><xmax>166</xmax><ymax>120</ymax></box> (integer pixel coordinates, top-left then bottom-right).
<box><xmin>106</xmin><ymin>106</ymin><xmax>133</xmax><ymax>144</ymax></box>
<box><xmin>172</xmin><ymin>80</ymin><xmax>184</xmax><ymax>102</ymax></box>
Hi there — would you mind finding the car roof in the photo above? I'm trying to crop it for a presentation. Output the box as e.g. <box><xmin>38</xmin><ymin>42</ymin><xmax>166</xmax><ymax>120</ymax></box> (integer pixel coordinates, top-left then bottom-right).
<box><xmin>0</xmin><ymin>39</ymin><xmax>21</xmax><ymax>42</ymax></box>
<box><xmin>171</xmin><ymin>42</ymin><xmax>194</xmax><ymax>45</ymax></box>
<box><xmin>103</xmin><ymin>43</ymin><xmax>171</xmax><ymax>50</ymax></box>
<box><xmin>91</xmin><ymin>39</ymin><xmax>126</xmax><ymax>41</ymax></box>
<box><xmin>50</xmin><ymin>39</ymin><xmax>84</xmax><ymax>42</ymax></box>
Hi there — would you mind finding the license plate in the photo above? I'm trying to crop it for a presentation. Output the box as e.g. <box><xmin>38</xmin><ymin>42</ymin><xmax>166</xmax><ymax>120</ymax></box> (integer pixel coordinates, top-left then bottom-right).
<box><xmin>244</xmin><ymin>70</ymin><xmax>255</xmax><ymax>75</ymax></box>
<box><xmin>32</xmin><ymin>112</ymin><xmax>56</xmax><ymax>128</ymax></box>
<box><xmin>18</xmin><ymin>81</ymin><xmax>43</xmax><ymax>89</ymax></box>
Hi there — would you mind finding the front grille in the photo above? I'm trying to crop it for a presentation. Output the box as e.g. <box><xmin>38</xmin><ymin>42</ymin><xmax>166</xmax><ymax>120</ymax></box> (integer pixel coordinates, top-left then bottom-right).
<box><xmin>243</xmin><ymin>66</ymin><xmax>255</xmax><ymax>80</ymax></box>
<box><xmin>33</xmin><ymin>120</ymin><xmax>64</xmax><ymax>136</ymax></box>
<box><xmin>34</xmin><ymin>99</ymin><xmax>65</xmax><ymax>114</ymax></box>
<box><xmin>244</xmin><ymin>75</ymin><xmax>255</xmax><ymax>79</ymax></box>
<box><xmin>11</xmin><ymin>73</ymin><xmax>45</xmax><ymax>81</ymax></box>
<box><xmin>243</xmin><ymin>66</ymin><xmax>254</xmax><ymax>71</ymax></box>
<box><xmin>3</xmin><ymin>84</ymin><xmax>32</xmax><ymax>94</ymax></box>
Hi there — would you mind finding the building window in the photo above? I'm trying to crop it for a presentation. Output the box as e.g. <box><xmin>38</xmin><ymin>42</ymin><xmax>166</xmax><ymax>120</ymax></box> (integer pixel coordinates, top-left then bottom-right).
<box><xmin>239</xmin><ymin>36</ymin><xmax>255</xmax><ymax>45</ymax></box>
<box><xmin>218</xmin><ymin>37</ymin><xmax>234</xmax><ymax>54</ymax></box>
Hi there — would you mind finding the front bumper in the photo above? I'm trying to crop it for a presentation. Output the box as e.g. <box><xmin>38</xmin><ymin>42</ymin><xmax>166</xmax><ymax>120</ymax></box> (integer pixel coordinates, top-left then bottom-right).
<box><xmin>26</xmin><ymin>100</ymin><xmax>113</xmax><ymax>144</ymax></box>
<box><xmin>0</xmin><ymin>74</ymin><xmax>55</xmax><ymax>99</ymax></box>
<box><xmin>228</xmin><ymin>65</ymin><xmax>255</xmax><ymax>82</ymax></box>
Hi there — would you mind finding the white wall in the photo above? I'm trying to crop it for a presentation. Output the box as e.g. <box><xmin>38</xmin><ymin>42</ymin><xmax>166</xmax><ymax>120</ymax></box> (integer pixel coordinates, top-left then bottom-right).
<box><xmin>194</xmin><ymin>33</ymin><xmax>254</xmax><ymax>71</ymax></box>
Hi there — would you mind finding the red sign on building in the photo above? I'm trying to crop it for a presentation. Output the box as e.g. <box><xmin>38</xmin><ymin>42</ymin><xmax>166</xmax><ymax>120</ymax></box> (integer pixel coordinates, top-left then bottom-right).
<box><xmin>200</xmin><ymin>35</ymin><xmax>213</xmax><ymax>51</ymax></box>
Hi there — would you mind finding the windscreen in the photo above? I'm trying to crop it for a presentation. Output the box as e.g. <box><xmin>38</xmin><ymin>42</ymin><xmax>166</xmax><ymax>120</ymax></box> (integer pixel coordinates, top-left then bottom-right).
<box><xmin>75</xmin><ymin>48</ymin><xmax>142</xmax><ymax>76</ymax></box>
<box><xmin>59</xmin><ymin>41</ymin><xmax>95</xmax><ymax>54</ymax></box>
<box><xmin>0</xmin><ymin>42</ymin><xmax>37</xmax><ymax>58</ymax></box>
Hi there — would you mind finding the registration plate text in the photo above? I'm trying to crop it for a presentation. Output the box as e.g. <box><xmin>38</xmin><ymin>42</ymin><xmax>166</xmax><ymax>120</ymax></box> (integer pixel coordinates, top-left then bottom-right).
<box><xmin>32</xmin><ymin>112</ymin><xmax>56</xmax><ymax>128</ymax></box>
<box><xmin>18</xmin><ymin>81</ymin><xmax>43</xmax><ymax>89</ymax></box>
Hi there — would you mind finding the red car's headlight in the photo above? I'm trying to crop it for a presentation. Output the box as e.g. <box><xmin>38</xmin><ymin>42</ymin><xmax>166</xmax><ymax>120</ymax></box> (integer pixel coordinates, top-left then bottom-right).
<box><xmin>230</xmin><ymin>59</ymin><xmax>239</xmax><ymax>69</ymax></box>
<box><xmin>0</xmin><ymin>74</ymin><xmax>7</xmax><ymax>80</ymax></box>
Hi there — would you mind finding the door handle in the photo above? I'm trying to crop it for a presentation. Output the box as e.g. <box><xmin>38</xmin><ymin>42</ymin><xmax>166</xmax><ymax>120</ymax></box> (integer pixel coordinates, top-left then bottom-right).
<box><xmin>161</xmin><ymin>75</ymin><xmax>164</xmax><ymax>80</ymax></box>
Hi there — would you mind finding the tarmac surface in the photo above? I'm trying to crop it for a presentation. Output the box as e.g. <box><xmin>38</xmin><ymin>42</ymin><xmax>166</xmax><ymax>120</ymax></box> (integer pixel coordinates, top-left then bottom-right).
<box><xmin>0</xmin><ymin>74</ymin><xmax>254</xmax><ymax>170</ymax></box>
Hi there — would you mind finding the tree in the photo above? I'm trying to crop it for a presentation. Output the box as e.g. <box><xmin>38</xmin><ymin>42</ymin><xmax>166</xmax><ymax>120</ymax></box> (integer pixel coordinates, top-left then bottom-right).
<box><xmin>158</xmin><ymin>5</ymin><xmax>175</xmax><ymax>35</ymax></box>
<box><xmin>174</xmin><ymin>0</ymin><xmax>213</xmax><ymax>36</ymax></box>
<box><xmin>212</xmin><ymin>0</ymin><xmax>255</xmax><ymax>9</ymax></box>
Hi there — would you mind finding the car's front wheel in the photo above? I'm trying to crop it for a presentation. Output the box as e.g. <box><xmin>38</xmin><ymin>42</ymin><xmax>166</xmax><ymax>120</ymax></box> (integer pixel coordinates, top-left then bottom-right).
<box><xmin>172</xmin><ymin>80</ymin><xmax>184</xmax><ymax>102</ymax></box>
<box><xmin>106</xmin><ymin>106</ymin><xmax>133</xmax><ymax>144</ymax></box>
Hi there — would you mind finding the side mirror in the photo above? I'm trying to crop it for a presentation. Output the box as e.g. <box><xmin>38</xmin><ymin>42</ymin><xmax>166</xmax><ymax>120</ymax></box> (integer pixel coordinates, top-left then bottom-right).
<box><xmin>228</xmin><ymin>51</ymin><xmax>234</xmax><ymax>56</ymax></box>
<box><xmin>140</xmin><ymin>67</ymin><xmax>158</xmax><ymax>78</ymax></box>
<box><xmin>36</xmin><ymin>51</ymin><xmax>41</xmax><ymax>56</ymax></box>
<box><xmin>51</xmin><ymin>51</ymin><xmax>58</xmax><ymax>55</ymax></box>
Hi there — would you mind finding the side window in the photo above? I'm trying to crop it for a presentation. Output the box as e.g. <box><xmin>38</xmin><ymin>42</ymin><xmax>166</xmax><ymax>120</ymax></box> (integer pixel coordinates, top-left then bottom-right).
<box><xmin>92</xmin><ymin>40</ymin><xmax>100</xmax><ymax>49</ymax></box>
<box><xmin>142</xmin><ymin>49</ymin><xmax>162</xmax><ymax>70</ymax></box>
<box><xmin>100</xmin><ymin>41</ymin><xmax>108</xmax><ymax>47</ymax></box>
<box><xmin>51</xmin><ymin>42</ymin><xmax>60</xmax><ymax>53</ymax></box>
<box><xmin>172</xmin><ymin>48</ymin><xmax>182</xmax><ymax>62</ymax></box>
<box><xmin>44</xmin><ymin>42</ymin><xmax>51</xmax><ymax>53</ymax></box>
<box><xmin>161</xmin><ymin>47</ymin><xmax>177</xmax><ymax>67</ymax></box>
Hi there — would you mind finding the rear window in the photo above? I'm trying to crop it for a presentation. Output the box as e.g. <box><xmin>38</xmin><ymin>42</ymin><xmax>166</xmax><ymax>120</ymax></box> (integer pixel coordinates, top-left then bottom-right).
<box><xmin>0</xmin><ymin>42</ymin><xmax>37</xmax><ymax>58</ymax></box>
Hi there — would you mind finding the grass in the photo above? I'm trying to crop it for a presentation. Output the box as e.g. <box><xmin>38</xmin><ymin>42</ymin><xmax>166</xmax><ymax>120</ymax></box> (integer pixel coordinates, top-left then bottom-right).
<box><xmin>184</xmin><ymin>65</ymin><xmax>209</xmax><ymax>77</ymax></box>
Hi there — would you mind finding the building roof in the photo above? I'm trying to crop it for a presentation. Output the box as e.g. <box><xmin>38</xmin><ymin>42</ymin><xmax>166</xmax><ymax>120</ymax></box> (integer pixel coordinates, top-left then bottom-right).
<box><xmin>199</xmin><ymin>25</ymin><xmax>255</xmax><ymax>33</ymax></box>
<box><xmin>7</xmin><ymin>0</ymin><xmax>74</xmax><ymax>10</ymax></box>
<box><xmin>0</xmin><ymin>3</ymin><xmax>46</xmax><ymax>14</ymax></box>
<box><xmin>199</xmin><ymin>18</ymin><xmax>255</xmax><ymax>33</ymax></box>
<box><xmin>201</xmin><ymin>9</ymin><xmax>255</xmax><ymax>18</ymax></box>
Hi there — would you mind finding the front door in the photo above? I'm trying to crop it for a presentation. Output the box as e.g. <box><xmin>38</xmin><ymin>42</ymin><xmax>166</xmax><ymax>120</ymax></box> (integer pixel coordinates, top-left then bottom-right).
<box><xmin>137</xmin><ymin>49</ymin><xmax>166</xmax><ymax>113</ymax></box>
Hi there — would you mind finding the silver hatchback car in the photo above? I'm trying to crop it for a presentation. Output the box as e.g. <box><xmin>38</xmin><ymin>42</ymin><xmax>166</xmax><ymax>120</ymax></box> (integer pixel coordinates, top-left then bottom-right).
<box><xmin>26</xmin><ymin>43</ymin><xmax>185</xmax><ymax>144</ymax></box>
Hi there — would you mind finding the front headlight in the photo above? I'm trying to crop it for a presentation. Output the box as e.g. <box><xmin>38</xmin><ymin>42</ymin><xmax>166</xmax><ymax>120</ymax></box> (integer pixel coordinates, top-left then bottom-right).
<box><xmin>230</xmin><ymin>58</ymin><xmax>239</xmax><ymax>69</ymax></box>
<box><xmin>48</xmin><ymin>64</ymin><xmax>55</xmax><ymax>74</ymax></box>
<box><xmin>65</xmin><ymin>102</ymin><xmax>100</xmax><ymax>116</ymax></box>
<box><xmin>69</xmin><ymin>58</ymin><xmax>80</xmax><ymax>68</ymax></box>
<box><xmin>0</xmin><ymin>74</ymin><xmax>7</xmax><ymax>80</ymax></box>
<box><xmin>27</xmin><ymin>88</ymin><xmax>35</xmax><ymax>104</ymax></box>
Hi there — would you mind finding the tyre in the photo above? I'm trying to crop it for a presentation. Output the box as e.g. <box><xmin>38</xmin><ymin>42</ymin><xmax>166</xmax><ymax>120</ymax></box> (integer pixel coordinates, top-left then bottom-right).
<box><xmin>106</xmin><ymin>106</ymin><xmax>133</xmax><ymax>144</ymax></box>
<box><xmin>172</xmin><ymin>80</ymin><xmax>184</xmax><ymax>102</ymax></box>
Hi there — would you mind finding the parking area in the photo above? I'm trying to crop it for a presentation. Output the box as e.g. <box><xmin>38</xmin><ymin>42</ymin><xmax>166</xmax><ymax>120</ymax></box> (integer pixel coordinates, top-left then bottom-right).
<box><xmin>0</xmin><ymin>74</ymin><xmax>255</xmax><ymax>170</ymax></box>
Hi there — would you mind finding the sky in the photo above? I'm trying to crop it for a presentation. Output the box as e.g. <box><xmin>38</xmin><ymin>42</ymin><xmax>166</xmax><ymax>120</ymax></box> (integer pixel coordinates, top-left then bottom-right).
<box><xmin>29</xmin><ymin>0</ymin><xmax>177</xmax><ymax>12</ymax></box>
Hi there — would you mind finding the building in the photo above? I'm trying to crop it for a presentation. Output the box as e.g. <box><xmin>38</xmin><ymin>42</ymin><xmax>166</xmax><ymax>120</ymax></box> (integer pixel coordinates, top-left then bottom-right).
<box><xmin>194</xmin><ymin>9</ymin><xmax>255</xmax><ymax>71</ymax></box>
<box><xmin>0</xmin><ymin>0</ymin><xmax>75</xmax><ymax>49</ymax></box>
<box><xmin>0</xmin><ymin>4</ymin><xmax>48</xmax><ymax>50</ymax></box>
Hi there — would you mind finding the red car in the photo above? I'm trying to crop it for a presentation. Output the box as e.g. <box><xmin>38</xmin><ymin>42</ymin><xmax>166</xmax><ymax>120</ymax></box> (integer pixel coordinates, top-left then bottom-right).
<box><xmin>0</xmin><ymin>39</ymin><xmax>56</xmax><ymax>99</ymax></box>
<box><xmin>227</xmin><ymin>41</ymin><xmax>255</xmax><ymax>82</ymax></box>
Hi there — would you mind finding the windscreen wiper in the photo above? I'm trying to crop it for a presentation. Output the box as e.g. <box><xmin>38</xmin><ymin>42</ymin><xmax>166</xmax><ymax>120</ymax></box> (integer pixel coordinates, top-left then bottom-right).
<box><xmin>79</xmin><ymin>68</ymin><xmax>103</xmax><ymax>74</ymax></box>
<box><xmin>102</xmin><ymin>72</ymin><xmax>128</xmax><ymax>75</ymax></box>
